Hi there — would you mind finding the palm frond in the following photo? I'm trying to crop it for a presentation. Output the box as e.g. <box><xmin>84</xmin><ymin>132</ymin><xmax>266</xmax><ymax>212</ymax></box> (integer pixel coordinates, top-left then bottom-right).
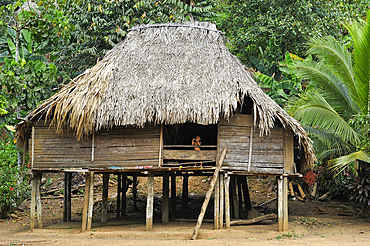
<box><xmin>344</xmin><ymin>15</ymin><xmax>370</xmax><ymax>115</ymax></box>
<box><xmin>290</xmin><ymin>90</ymin><xmax>359</xmax><ymax>144</ymax></box>
<box><xmin>327</xmin><ymin>151</ymin><xmax>370</xmax><ymax>175</ymax></box>
<box><xmin>290</xmin><ymin>60</ymin><xmax>359</xmax><ymax>114</ymax></box>
<box><xmin>306</xmin><ymin>36</ymin><xmax>358</xmax><ymax>101</ymax></box>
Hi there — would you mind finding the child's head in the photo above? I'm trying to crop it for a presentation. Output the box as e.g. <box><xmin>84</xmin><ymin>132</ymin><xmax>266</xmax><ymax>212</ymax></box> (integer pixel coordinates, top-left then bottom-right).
<box><xmin>195</xmin><ymin>136</ymin><xmax>201</xmax><ymax>141</ymax></box>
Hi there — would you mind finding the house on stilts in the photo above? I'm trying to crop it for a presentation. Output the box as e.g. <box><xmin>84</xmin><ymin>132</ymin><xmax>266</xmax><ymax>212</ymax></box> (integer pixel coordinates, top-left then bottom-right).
<box><xmin>16</xmin><ymin>22</ymin><xmax>316</xmax><ymax>237</ymax></box>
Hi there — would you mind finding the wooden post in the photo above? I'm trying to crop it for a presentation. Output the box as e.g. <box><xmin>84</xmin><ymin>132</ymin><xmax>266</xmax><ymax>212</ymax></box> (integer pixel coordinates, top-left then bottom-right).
<box><xmin>171</xmin><ymin>174</ymin><xmax>176</xmax><ymax>220</ymax></box>
<box><xmin>214</xmin><ymin>173</ymin><xmax>220</xmax><ymax>229</ymax></box>
<box><xmin>30</xmin><ymin>171</ymin><xmax>36</xmax><ymax>231</ymax></box>
<box><xmin>248</xmin><ymin>127</ymin><xmax>253</xmax><ymax>172</ymax></box>
<box><xmin>191</xmin><ymin>148</ymin><xmax>227</xmax><ymax>240</ymax></box>
<box><xmin>91</xmin><ymin>131</ymin><xmax>95</xmax><ymax>162</ymax></box>
<box><xmin>146</xmin><ymin>172</ymin><xmax>154</xmax><ymax>231</ymax></box>
<box><xmin>277</xmin><ymin>176</ymin><xmax>283</xmax><ymax>232</ymax></box>
<box><xmin>121</xmin><ymin>174</ymin><xmax>127</xmax><ymax>218</ymax></box>
<box><xmin>31</xmin><ymin>127</ymin><xmax>34</xmax><ymax>169</ymax></box>
<box><xmin>159</xmin><ymin>124</ymin><xmax>163</xmax><ymax>167</ymax></box>
<box><xmin>219</xmin><ymin>173</ymin><xmax>224</xmax><ymax>229</ymax></box>
<box><xmin>101</xmin><ymin>173</ymin><xmax>109</xmax><ymax>224</ymax></box>
<box><xmin>36</xmin><ymin>172</ymin><xmax>42</xmax><ymax>229</ymax></box>
<box><xmin>182</xmin><ymin>174</ymin><xmax>188</xmax><ymax>216</ymax></box>
<box><xmin>284</xmin><ymin>129</ymin><xmax>294</xmax><ymax>172</ymax></box>
<box><xmin>231</xmin><ymin>176</ymin><xmax>239</xmax><ymax>220</ymax></box>
<box><xmin>133</xmin><ymin>175</ymin><xmax>137</xmax><ymax>212</ymax></box>
<box><xmin>162</xmin><ymin>173</ymin><xmax>169</xmax><ymax>224</ymax></box>
<box><xmin>241</xmin><ymin>176</ymin><xmax>251</xmax><ymax>211</ymax></box>
<box><xmin>63</xmin><ymin>172</ymin><xmax>72</xmax><ymax>222</ymax></box>
<box><xmin>237</xmin><ymin>177</ymin><xmax>243</xmax><ymax>218</ymax></box>
<box><xmin>224</xmin><ymin>174</ymin><xmax>230</xmax><ymax>229</ymax></box>
<box><xmin>81</xmin><ymin>172</ymin><xmax>91</xmax><ymax>232</ymax></box>
<box><xmin>283</xmin><ymin>176</ymin><xmax>288</xmax><ymax>231</ymax></box>
<box><xmin>116</xmin><ymin>174</ymin><xmax>121</xmax><ymax>218</ymax></box>
<box><xmin>87</xmin><ymin>172</ymin><xmax>94</xmax><ymax>231</ymax></box>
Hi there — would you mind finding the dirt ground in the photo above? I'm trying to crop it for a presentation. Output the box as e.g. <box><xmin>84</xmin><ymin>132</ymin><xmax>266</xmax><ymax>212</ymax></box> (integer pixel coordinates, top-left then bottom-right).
<box><xmin>1</xmin><ymin>175</ymin><xmax>369</xmax><ymax>245</ymax></box>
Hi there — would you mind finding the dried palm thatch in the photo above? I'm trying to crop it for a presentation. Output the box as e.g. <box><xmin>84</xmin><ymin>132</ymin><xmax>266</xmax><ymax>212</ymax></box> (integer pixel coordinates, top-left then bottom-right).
<box><xmin>16</xmin><ymin>22</ymin><xmax>316</xmax><ymax>170</ymax></box>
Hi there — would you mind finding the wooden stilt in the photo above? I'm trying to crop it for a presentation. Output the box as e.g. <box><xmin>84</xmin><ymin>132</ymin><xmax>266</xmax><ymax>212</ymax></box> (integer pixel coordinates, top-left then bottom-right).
<box><xmin>121</xmin><ymin>174</ymin><xmax>127</xmax><ymax>218</ymax></box>
<box><xmin>81</xmin><ymin>172</ymin><xmax>91</xmax><ymax>232</ymax></box>
<box><xmin>277</xmin><ymin>176</ymin><xmax>283</xmax><ymax>232</ymax></box>
<box><xmin>214</xmin><ymin>174</ymin><xmax>220</xmax><ymax>229</ymax></box>
<box><xmin>171</xmin><ymin>174</ymin><xmax>176</xmax><ymax>221</ymax></box>
<box><xmin>231</xmin><ymin>177</ymin><xmax>239</xmax><ymax>220</ymax></box>
<box><xmin>116</xmin><ymin>174</ymin><xmax>121</xmax><ymax>218</ymax></box>
<box><xmin>182</xmin><ymin>174</ymin><xmax>188</xmax><ymax>216</ymax></box>
<box><xmin>63</xmin><ymin>172</ymin><xmax>72</xmax><ymax>222</ymax></box>
<box><xmin>224</xmin><ymin>174</ymin><xmax>231</xmax><ymax>229</ymax></box>
<box><xmin>146</xmin><ymin>172</ymin><xmax>154</xmax><ymax>231</ymax></box>
<box><xmin>191</xmin><ymin>148</ymin><xmax>227</xmax><ymax>240</ymax></box>
<box><xmin>283</xmin><ymin>176</ymin><xmax>288</xmax><ymax>231</ymax></box>
<box><xmin>36</xmin><ymin>172</ymin><xmax>42</xmax><ymax>229</ymax></box>
<box><xmin>219</xmin><ymin>173</ymin><xmax>224</xmax><ymax>229</ymax></box>
<box><xmin>241</xmin><ymin>176</ymin><xmax>251</xmax><ymax>211</ymax></box>
<box><xmin>162</xmin><ymin>173</ymin><xmax>169</xmax><ymax>224</ymax></box>
<box><xmin>237</xmin><ymin>177</ymin><xmax>243</xmax><ymax>218</ymax></box>
<box><xmin>30</xmin><ymin>171</ymin><xmax>36</xmax><ymax>231</ymax></box>
<box><xmin>87</xmin><ymin>172</ymin><xmax>94</xmax><ymax>231</ymax></box>
<box><xmin>101</xmin><ymin>173</ymin><xmax>109</xmax><ymax>224</ymax></box>
<box><xmin>133</xmin><ymin>175</ymin><xmax>137</xmax><ymax>212</ymax></box>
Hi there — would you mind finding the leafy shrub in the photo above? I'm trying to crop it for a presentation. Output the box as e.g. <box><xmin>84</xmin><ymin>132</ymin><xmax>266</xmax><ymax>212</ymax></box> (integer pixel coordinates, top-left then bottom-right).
<box><xmin>346</xmin><ymin>164</ymin><xmax>370</xmax><ymax>215</ymax></box>
<box><xmin>0</xmin><ymin>134</ymin><xmax>29</xmax><ymax>215</ymax></box>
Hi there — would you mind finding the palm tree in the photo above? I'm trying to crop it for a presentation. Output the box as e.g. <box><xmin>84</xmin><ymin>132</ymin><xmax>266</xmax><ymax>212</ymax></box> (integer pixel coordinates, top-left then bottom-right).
<box><xmin>287</xmin><ymin>12</ymin><xmax>370</xmax><ymax>174</ymax></box>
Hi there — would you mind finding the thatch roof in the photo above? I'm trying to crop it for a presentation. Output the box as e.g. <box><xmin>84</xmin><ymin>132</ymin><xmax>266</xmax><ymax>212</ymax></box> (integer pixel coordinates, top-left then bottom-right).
<box><xmin>16</xmin><ymin>22</ymin><xmax>316</xmax><ymax>170</ymax></box>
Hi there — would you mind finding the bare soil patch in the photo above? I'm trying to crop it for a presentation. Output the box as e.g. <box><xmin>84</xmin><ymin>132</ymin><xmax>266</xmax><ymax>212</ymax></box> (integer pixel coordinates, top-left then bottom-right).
<box><xmin>1</xmin><ymin>175</ymin><xmax>369</xmax><ymax>245</ymax></box>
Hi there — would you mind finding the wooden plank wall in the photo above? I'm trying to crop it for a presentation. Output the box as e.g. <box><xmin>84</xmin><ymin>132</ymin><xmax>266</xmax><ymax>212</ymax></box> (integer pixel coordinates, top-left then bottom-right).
<box><xmin>30</xmin><ymin>125</ymin><xmax>160</xmax><ymax>169</ymax></box>
<box><xmin>219</xmin><ymin>114</ymin><xmax>290</xmax><ymax>174</ymax></box>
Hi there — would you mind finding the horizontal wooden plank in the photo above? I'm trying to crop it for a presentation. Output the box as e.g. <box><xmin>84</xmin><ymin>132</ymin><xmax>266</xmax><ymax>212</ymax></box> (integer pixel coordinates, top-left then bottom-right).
<box><xmin>223</xmin><ymin>162</ymin><xmax>284</xmax><ymax>168</ymax></box>
<box><xmin>95</xmin><ymin>137</ymin><xmax>159</xmax><ymax>147</ymax></box>
<box><xmin>163</xmin><ymin>150</ymin><xmax>217</xmax><ymax>161</ymax></box>
<box><xmin>33</xmin><ymin>159</ymin><xmax>158</xmax><ymax>168</ymax></box>
<box><xmin>223</xmin><ymin>166</ymin><xmax>283</xmax><ymax>174</ymax></box>
<box><xmin>224</xmin><ymin>153</ymin><xmax>284</xmax><ymax>164</ymax></box>
<box><xmin>219</xmin><ymin>142</ymin><xmax>283</xmax><ymax>151</ymax></box>
<box><xmin>220</xmin><ymin>114</ymin><xmax>254</xmax><ymax>127</ymax></box>
<box><xmin>33</xmin><ymin>138</ymin><xmax>92</xmax><ymax>149</ymax></box>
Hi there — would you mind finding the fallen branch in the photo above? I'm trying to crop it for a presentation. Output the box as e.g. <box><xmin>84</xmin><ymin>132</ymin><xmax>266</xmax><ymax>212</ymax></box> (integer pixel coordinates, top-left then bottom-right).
<box><xmin>228</xmin><ymin>214</ymin><xmax>277</xmax><ymax>226</ymax></box>
<box><xmin>318</xmin><ymin>191</ymin><xmax>331</xmax><ymax>201</ymax></box>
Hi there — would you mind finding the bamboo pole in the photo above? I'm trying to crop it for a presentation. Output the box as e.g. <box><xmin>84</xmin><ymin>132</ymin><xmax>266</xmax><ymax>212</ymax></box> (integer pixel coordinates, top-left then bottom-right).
<box><xmin>122</xmin><ymin>174</ymin><xmax>127</xmax><ymax>218</ymax></box>
<box><xmin>162</xmin><ymin>173</ymin><xmax>169</xmax><ymax>224</ymax></box>
<box><xmin>219</xmin><ymin>173</ymin><xmax>224</xmax><ymax>229</ymax></box>
<box><xmin>30</xmin><ymin>171</ymin><xmax>36</xmax><ymax>231</ymax></box>
<box><xmin>81</xmin><ymin>172</ymin><xmax>91</xmax><ymax>232</ymax></box>
<box><xmin>63</xmin><ymin>172</ymin><xmax>72</xmax><ymax>222</ymax></box>
<box><xmin>237</xmin><ymin>177</ymin><xmax>243</xmax><ymax>218</ymax></box>
<box><xmin>116</xmin><ymin>174</ymin><xmax>121</xmax><ymax>218</ymax></box>
<box><xmin>171</xmin><ymin>174</ymin><xmax>176</xmax><ymax>221</ymax></box>
<box><xmin>214</xmin><ymin>173</ymin><xmax>220</xmax><ymax>229</ymax></box>
<box><xmin>283</xmin><ymin>176</ymin><xmax>288</xmax><ymax>231</ymax></box>
<box><xmin>101</xmin><ymin>173</ymin><xmax>109</xmax><ymax>224</ymax></box>
<box><xmin>87</xmin><ymin>172</ymin><xmax>94</xmax><ymax>231</ymax></box>
<box><xmin>191</xmin><ymin>148</ymin><xmax>227</xmax><ymax>240</ymax></box>
<box><xmin>91</xmin><ymin>131</ymin><xmax>95</xmax><ymax>162</ymax></box>
<box><xmin>182</xmin><ymin>174</ymin><xmax>188</xmax><ymax>216</ymax></box>
<box><xmin>248</xmin><ymin>127</ymin><xmax>253</xmax><ymax>172</ymax></box>
<box><xmin>133</xmin><ymin>175</ymin><xmax>137</xmax><ymax>212</ymax></box>
<box><xmin>36</xmin><ymin>172</ymin><xmax>42</xmax><ymax>229</ymax></box>
<box><xmin>146</xmin><ymin>172</ymin><xmax>154</xmax><ymax>231</ymax></box>
<box><xmin>224</xmin><ymin>174</ymin><xmax>230</xmax><ymax>229</ymax></box>
<box><xmin>277</xmin><ymin>176</ymin><xmax>283</xmax><ymax>232</ymax></box>
<box><xmin>231</xmin><ymin>176</ymin><xmax>239</xmax><ymax>220</ymax></box>
<box><xmin>31</xmin><ymin>127</ymin><xmax>34</xmax><ymax>168</ymax></box>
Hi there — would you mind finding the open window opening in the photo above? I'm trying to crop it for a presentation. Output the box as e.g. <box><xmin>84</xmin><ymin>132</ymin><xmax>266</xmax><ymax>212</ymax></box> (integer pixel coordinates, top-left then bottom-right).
<box><xmin>162</xmin><ymin>123</ymin><xmax>218</xmax><ymax>167</ymax></box>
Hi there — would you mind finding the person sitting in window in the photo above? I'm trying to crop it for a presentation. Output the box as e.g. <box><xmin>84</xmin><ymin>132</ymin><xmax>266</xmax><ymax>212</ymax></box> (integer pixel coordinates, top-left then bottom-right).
<box><xmin>192</xmin><ymin>136</ymin><xmax>202</xmax><ymax>167</ymax></box>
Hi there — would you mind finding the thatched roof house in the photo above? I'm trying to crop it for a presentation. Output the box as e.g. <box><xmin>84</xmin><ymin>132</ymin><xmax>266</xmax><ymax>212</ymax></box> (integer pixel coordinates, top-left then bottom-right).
<box><xmin>17</xmin><ymin>21</ymin><xmax>316</xmax><ymax>234</ymax></box>
<box><xmin>17</xmin><ymin>21</ymin><xmax>315</xmax><ymax>171</ymax></box>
